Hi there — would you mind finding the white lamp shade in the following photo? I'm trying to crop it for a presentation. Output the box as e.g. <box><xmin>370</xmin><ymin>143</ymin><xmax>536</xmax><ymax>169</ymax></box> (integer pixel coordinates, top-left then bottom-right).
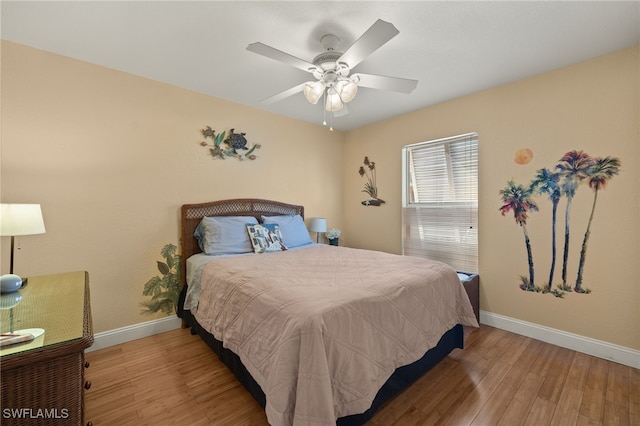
<box><xmin>309</xmin><ymin>218</ymin><xmax>327</xmax><ymax>233</ymax></box>
<box><xmin>0</xmin><ymin>204</ymin><xmax>46</xmax><ymax>236</ymax></box>
<box><xmin>303</xmin><ymin>81</ymin><xmax>325</xmax><ymax>105</ymax></box>
<box><xmin>336</xmin><ymin>80</ymin><xmax>358</xmax><ymax>103</ymax></box>
<box><xmin>325</xmin><ymin>88</ymin><xmax>344</xmax><ymax>112</ymax></box>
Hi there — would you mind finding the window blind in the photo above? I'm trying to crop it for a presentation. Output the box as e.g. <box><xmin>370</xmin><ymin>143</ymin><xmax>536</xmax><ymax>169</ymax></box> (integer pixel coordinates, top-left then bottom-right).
<box><xmin>402</xmin><ymin>133</ymin><xmax>478</xmax><ymax>273</ymax></box>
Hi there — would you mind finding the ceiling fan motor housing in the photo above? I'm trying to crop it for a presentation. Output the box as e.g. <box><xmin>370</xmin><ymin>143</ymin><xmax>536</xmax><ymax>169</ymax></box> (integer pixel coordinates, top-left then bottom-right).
<box><xmin>311</xmin><ymin>51</ymin><xmax>350</xmax><ymax>80</ymax></box>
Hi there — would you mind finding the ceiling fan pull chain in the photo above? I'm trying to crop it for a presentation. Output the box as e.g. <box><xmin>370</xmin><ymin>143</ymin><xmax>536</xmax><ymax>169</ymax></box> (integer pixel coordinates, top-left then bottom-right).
<box><xmin>322</xmin><ymin>89</ymin><xmax>327</xmax><ymax>127</ymax></box>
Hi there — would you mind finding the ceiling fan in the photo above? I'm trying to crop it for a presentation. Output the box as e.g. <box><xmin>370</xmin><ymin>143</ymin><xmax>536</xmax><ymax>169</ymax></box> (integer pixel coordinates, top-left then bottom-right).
<box><xmin>247</xmin><ymin>19</ymin><xmax>418</xmax><ymax>127</ymax></box>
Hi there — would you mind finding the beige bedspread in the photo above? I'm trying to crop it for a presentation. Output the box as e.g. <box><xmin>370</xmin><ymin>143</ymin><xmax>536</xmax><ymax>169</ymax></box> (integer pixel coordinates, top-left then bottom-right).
<box><xmin>194</xmin><ymin>245</ymin><xmax>478</xmax><ymax>426</ymax></box>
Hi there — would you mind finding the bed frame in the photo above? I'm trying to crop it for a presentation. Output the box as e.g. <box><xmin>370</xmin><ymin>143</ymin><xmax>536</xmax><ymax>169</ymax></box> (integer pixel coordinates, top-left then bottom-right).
<box><xmin>177</xmin><ymin>198</ymin><xmax>463</xmax><ymax>425</ymax></box>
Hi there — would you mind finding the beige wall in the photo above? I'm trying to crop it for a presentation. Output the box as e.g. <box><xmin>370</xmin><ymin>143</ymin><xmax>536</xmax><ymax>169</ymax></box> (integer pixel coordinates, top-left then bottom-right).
<box><xmin>2</xmin><ymin>41</ymin><xmax>638</xmax><ymax>352</ymax></box>
<box><xmin>0</xmin><ymin>41</ymin><xmax>345</xmax><ymax>332</ymax></box>
<box><xmin>343</xmin><ymin>46</ymin><xmax>639</xmax><ymax>350</ymax></box>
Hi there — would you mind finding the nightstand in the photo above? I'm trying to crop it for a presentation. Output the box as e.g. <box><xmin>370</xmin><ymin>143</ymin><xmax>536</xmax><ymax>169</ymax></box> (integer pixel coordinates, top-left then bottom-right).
<box><xmin>459</xmin><ymin>273</ymin><xmax>480</xmax><ymax>323</ymax></box>
<box><xmin>0</xmin><ymin>271</ymin><xmax>93</xmax><ymax>426</ymax></box>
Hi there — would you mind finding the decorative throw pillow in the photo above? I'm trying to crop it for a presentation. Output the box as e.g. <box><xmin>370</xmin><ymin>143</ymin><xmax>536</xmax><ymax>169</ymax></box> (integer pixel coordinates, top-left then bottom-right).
<box><xmin>194</xmin><ymin>216</ymin><xmax>258</xmax><ymax>255</ymax></box>
<box><xmin>261</xmin><ymin>215</ymin><xmax>313</xmax><ymax>248</ymax></box>
<box><xmin>246</xmin><ymin>224</ymin><xmax>288</xmax><ymax>253</ymax></box>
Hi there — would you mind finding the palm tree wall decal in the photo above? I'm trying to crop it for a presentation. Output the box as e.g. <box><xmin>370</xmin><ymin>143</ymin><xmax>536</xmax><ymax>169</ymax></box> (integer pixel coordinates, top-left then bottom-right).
<box><xmin>574</xmin><ymin>156</ymin><xmax>621</xmax><ymax>292</ymax></box>
<box><xmin>555</xmin><ymin>150</ymin><xmax>594</xmax><ymax>290</ymax></box>
<box><xmin>499</xmin><ymin>180</ymin><xmax>538</xmax><ymax>289</ymax></box>
<box><xmin>530</xmin><ymin>168</ymin><xmax>561</xmax><ymax>290</ymax></box>
<box><xmin>499</xmin><ymin>149</ymin><xmax>621</xmax><ymax>297</ymax></box>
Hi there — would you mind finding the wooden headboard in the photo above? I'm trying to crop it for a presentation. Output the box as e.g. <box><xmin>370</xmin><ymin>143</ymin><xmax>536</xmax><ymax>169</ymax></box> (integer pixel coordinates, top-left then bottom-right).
<box><xmin>180</xmin><ymin>198</ymin><xmax>304</xmax><ymax>287</ymax></box>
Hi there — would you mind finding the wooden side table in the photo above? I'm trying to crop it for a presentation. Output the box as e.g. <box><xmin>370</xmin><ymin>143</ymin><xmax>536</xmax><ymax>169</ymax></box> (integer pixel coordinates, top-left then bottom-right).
<box><xmin>0</xmin><ymin>271</ymin><xmax>93</xmax><ymax>426</ymax></box>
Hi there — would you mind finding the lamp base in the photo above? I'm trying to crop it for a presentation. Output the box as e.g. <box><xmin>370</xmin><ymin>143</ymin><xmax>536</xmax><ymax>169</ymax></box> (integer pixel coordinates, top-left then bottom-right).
<box><xmin>1</xmin><ymin>274</ymin><xmax>23</xmax><ymax>293</ymax></box>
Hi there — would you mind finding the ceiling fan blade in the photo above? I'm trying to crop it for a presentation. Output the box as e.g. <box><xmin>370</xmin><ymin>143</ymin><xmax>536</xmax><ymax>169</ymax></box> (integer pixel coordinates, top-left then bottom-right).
<box><xmin>247</xmin><ymin>42</ymin><xmax>316</xmax><ymax>73</ymax></box>
<box><xmin>353</xmin><ymin>73</ymin><xmax>418</xmax><ymax>94</ymax></box>
<box><xmin>260</xmin><ymin>82</ymin><xmax>307</xmax><ymax>104</ymax></box>
<box><xmin>338</xmin><ymin>19</ymin><xmax>399</xmax><ymax>69</ymax></box>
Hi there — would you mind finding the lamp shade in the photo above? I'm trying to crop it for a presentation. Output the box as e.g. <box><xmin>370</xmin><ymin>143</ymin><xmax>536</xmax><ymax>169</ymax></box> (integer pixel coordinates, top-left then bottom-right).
<box><xmin>309</xmin><ymin>218</ymin><xmax>327</xmax><ymax>233</ymax></box>
<box><xmin>325</xmin><ymin>88</ymin><xmax>344</xmax><ymax>112</ymax></box>
<box><xmin>0</xmin><ymin>204</ymin><xmax>46</xmax><ymax>236</ymax></box>
<box><xmin>303</xmin><ymin>81</ymin><xmax>325</xmax><ymax>105</ymax></box>
<box><xmin>336</xmin><ymin>80</ymin><xmax>358</xmax><ymax>103</ymax></box>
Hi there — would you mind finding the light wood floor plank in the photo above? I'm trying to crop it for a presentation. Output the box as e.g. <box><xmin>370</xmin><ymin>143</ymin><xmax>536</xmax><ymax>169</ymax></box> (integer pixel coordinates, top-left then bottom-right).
<box><xmin>470</xmin><ymin>362</ymin><xmax>530</xmax><ymax>425</ymax></box>
<box><xmin>84</xmin><ymin>325</ymin><xmax>639</xmax><ymax>425</ymax></box>
<box><xmin>580</xmin><ymin>356</ymin><xmax>610</xmax><ymax>422</ymax></box>
<box><xmin>537</xmin><ymin>346</ymin><xmax>575</xmax><ymax>402</ymax></box>
<box><xmin>549</xmin><ymin>385</ymin><xmax>583</xmax><ymax>426</ymax></box>
<box><xmin>443</xmin><ymin>359</ymin><xmax>511</xmax><ymax>425</ymax></box>
<box><xmin>606</xmin><ymin>362</ymin><xmax>630</xmax><ymax>406</ymax></box>
<box><xmin>566</xmin><ymin>352</ymin><xmax>593</xmax><ymax>390</ymax></box>
<box><xmin>497</xmin><ymin>371</ymin><xmax>545</xmax><ymax>426</ymax></box>
<box><xmin>630</xmin><ymin>367</ymin><xmax>640</xmax><ymax>426</ymax></box>
<box><xmin>523</xmin><ymin>397</ymin><xmax>556</xmax><ymax>426</ymax></box>
<box><xmin>577</xmin><ymin>414</ymin><xmax>604</xmax><ymax>426</ymax></box>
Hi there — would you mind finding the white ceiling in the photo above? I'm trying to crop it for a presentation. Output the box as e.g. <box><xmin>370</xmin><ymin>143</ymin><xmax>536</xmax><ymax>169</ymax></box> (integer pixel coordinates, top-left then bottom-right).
<box><xmin>2</xmin><ymin>1</ymin><xmax>639</xmax><ymax>131</ymax></box>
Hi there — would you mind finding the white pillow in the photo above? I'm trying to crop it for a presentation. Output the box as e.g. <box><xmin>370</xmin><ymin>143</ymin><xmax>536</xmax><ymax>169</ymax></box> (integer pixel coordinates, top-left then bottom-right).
<box><xmin>261</xmin><ymin>215</ymin><xmax>313</xmax><ymax>248</ymax></box>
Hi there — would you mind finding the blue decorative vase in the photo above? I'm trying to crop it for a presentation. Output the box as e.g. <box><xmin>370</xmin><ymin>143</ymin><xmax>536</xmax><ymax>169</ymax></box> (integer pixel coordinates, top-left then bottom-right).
<box><xmin>328</xmin><ymin>238</ymin><xmax>339</xmax><ymax>246</ymax></box>
<box><xmin>1</xmin><ymin>274</ymin><xmax>23</xmax><ymax>293</ymax></box>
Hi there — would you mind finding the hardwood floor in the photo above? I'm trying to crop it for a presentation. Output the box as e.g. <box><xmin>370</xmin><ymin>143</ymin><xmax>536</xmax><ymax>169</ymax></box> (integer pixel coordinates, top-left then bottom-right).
<box><xmin>84</xmin><ymin>325</ymin><xmax>639</xmax><ymax>425</ymax></box>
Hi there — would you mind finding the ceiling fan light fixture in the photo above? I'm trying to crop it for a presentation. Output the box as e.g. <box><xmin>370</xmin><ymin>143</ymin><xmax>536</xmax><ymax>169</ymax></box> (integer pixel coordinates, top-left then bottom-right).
<box><xmin>325</xmin><ymin>88</ymin><xmax>344</xmax><ymax>112</ymax></box>
<box><xmin>335</xmin><ymin>80</ymin><xmax>358</xmax><ymax>103</ymax></box>
<box><xmin>303</xmin><ymin>81</ymin><xmax>325</xmax><ymax>104</ymax></box>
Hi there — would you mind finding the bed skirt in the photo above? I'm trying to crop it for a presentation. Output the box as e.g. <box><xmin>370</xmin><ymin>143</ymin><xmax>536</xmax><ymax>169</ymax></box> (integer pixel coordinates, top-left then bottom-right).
<box><xmin>177</xmin><ymin>288</ymin><xmax>464</xmax><ymax>425</ymax></box>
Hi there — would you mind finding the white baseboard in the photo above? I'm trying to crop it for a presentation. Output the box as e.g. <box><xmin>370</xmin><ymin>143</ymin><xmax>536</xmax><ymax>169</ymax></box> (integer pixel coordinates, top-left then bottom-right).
<box><xmin>87</xmin><ymin>312</ymin><xmax>639</xmax><ymax>370</ymax></box>
<box><xmin>86</xmin><ymin>316</ymin><xmax>183</xmax><ymax>352</ymax></box>
<box><xmin>480</xmin><ymin>310</ymin><xmax>640</xmax><ymax>369</ymax></box>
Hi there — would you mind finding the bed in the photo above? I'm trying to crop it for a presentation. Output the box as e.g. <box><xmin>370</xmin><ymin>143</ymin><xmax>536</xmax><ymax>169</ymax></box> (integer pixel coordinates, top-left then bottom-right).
<box><xmin>177</xmin><ymin>198</ymin><xmax>478</xmax><ymax>426</ymax></box>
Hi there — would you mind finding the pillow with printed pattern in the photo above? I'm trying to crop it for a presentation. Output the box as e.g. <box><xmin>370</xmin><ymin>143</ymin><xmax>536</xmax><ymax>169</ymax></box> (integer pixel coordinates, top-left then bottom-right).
<box><xmin>247</xmin><ymin>223</ymin><xmax>288</xmax><ymax>253</ymax></box>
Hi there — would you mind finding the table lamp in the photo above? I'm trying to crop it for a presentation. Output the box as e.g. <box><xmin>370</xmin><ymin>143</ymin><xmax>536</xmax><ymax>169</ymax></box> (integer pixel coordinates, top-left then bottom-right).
<box><xmin>0</xmin><ymin>204</ymin><xmax>46</xmax><ymax>292</ymax></box>
<box><xmin>309</xmin><ymin>218</ymin><xmax>327</xmax><ymax>243</ymax></box>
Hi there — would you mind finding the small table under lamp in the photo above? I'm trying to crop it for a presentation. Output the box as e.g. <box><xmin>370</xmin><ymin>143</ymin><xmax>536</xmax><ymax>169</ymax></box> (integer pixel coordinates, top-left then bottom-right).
<box><xmin>0</xmin><ymin>204</ymin><xmax>46</xmax><ymax>293</ymax></box>
<box><xmin>309</xmin><ymin>218</ymin><xmax>327</xmax><ymax>243</ymax></box>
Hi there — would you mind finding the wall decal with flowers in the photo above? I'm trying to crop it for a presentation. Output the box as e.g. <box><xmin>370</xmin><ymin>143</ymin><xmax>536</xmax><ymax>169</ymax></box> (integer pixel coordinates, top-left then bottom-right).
<box><xmin>499</xmin><ymin>149</ymin><xmax>621</xmax><ymax>297</ymax></box>
<box><xmin>200</xmin><ymin>126</ymin><xmax>261</xmax><ymax>160</ymax></box>
<box><xmin>358</xmin><ymin>156</ymin><xmax>385</xmax><ymax>206</ymax></box>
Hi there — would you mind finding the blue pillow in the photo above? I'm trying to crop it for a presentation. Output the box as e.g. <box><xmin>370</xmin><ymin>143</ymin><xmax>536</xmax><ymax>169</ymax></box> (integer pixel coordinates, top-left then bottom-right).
<box><xmin>262</xmin><ymin>215</ymin><xmax>313</xmax><ymax>248</ymax></box>
<box><xmin>194</xmin><ymin>216</ymin><xmax>258</xmax><ymax>255</ymax></box>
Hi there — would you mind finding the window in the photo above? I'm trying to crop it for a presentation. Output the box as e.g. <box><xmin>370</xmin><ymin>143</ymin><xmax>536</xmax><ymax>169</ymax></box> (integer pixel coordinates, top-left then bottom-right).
<box><xmin>402</xmin><ymin>133</ymin><xmax>478</xmax><ymax>273</ymax></box>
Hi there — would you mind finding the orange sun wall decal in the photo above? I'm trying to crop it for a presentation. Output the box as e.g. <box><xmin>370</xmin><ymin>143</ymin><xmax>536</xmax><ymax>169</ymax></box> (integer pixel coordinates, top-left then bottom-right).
<box><xmin>514</xmin><ymin>148</ymin><xmax>533</xmax><ymax>165</ymax></box>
